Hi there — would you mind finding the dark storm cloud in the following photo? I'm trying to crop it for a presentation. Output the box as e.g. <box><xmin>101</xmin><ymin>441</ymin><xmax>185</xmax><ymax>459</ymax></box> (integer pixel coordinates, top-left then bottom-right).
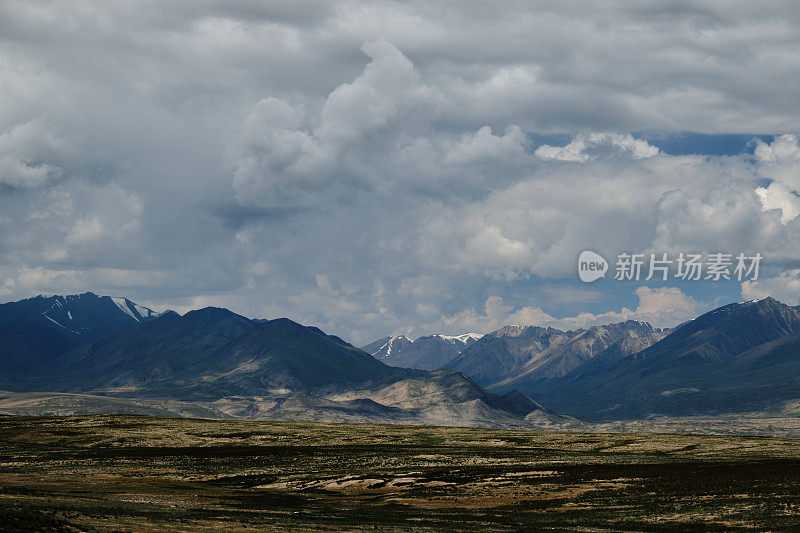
<box><xmin>212</xmin><ymin>204</ymin><xmax>307</xmax><ymax>230</ymax></box>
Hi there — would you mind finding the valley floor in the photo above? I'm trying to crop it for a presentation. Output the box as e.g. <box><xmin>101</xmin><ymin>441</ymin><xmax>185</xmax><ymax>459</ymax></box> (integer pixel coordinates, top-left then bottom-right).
<box><xmin>2</xmin><ymin>416</ymin><xmax>800</xmax><ymax>531</ymax></box>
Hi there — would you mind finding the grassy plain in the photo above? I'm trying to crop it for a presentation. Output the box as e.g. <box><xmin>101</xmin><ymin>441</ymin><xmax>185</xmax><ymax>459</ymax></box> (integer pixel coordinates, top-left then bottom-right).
<box><xmin>1</xmin><ymin>415</ymin><xmax>800</xmax><ymax>531</ymax></box>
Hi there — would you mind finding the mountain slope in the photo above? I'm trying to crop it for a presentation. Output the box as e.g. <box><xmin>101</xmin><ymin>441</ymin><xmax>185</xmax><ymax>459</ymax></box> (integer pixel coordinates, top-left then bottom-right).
<box><xmin>0</xmin><ymin>293</ymin><xmax>162</xmax><ymax>337</ymax></box>
<box><xmin>50</xmin><ymin>310</ymin><xmax>410</xmax><ymax>399</ymax></box>
<box><xmin>322</xmin><ymin>369</ymin><xmax>572</xmax><ymax>428</ymax></box>
<box><xmin>444</xmin><ymin>326</ymin><xmax>575</xmax><ymax>386</ymax></box>
<box><xmin>52</xmin><ymin>307</ymin><xmax>257</xmax><ymax>393</ymax></box>
<box><xmin>175</xmin><ymin>317</ymin><xmax>413</xmax><ymax>397</ymax></box>
<box><xmin>620</xmin><ymin>297</ymin><xmax>800</xmax><ymax>366</ymax></box>
<box><xmin>493</xmin><ymin>321</ymin><xmax>668</xmax><ymax>388</ymax></box>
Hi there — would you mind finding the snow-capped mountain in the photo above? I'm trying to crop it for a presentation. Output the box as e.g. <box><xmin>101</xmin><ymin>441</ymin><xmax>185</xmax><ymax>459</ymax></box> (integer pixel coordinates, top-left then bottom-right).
<box><xmin>361</xmin><ymin>332</ymin><xmax>484</xmax><ymax>370</ymax></box>
<box><xmin>0</xmin><ymin>292</ymin><xmax>164</xmax><ymax>373</ymax></box>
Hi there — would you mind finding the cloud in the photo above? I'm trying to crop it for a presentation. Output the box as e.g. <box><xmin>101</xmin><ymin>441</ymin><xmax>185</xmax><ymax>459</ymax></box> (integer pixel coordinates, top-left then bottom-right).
<box><xmin>756</xmin><ymin>181</ymin><xmax>800</xmax><ymax>224</ymax></box>
<box><xmin>231</xmin><ymin>97</ymin><xmax>322</xmax><ymax>207</ymax></box>
<box><xmin>437</xmin><ymin>286</ymin><xmax>698</xmax><ymax>334</ymax></box>
<box><xmin>0</xmin><ymin>119</ymin><xmax>64</xmax><ymax>187</ymax></box>
<box><xmin>230</xmin><ymin>40</ymin><xmax>441</xmax><ymax>208</ymax></box>
<box><xmin>440</xmin><ymin>296</ymin><xmax>556</xmax><ymax>334</ymax></box>
<box><xmin>3</xmin><ymin>182</ymin><xmax>144</xmax><ymax>266</ymax></box>
<box><xmin>0</xmin><ymin>265</ymin><xmax>171</xmax><ymax>299</ymax></box>
<box><xmin>0</xmin><ymin>3</ymin><xmax>799</xmax><ymax>344</ymax></box>
<box><xmin>742</xmin><ymin>269</ymin><xmax>800</xmax><ymax>305</ymax></box>
<box><xmin>754</xmin><ymin>134</ymin><xmax>800</xmax><ymax>224</ymax></box>
<box><xmin>551</xmin><ymin>286</ymin><xmax>698</xmax><ymax>330</ymax></box>
<box><xmin>535</xmin><ymin>132</ymin><xmax>659</xmax><ymax>162</ymax></box>
<box><xmin>317</xmin><ymin>39</ymin><xmax>436</xmax><ymax>145</ymax></box>
<box><xmin>444</xmin><ymin>125</ymin><xmax>526</xmax><ymax>165</ymax></box>
<box><xmin>633</xmin><ymin>286</ymin><xmax>697</xmax><ymax>320</ymax></box>
<box><xmin>755</xmin><ymin>134</ymin><xmax>800</xmax><ymax>189</ymax></box>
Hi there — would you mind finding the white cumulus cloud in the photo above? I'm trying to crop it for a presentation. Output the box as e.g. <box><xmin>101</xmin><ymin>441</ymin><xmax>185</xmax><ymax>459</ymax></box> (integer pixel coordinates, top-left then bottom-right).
<box><xmin>742</xmin><ymin>269</ymin><xmax>800</xmax><ymax>305</ymax></box>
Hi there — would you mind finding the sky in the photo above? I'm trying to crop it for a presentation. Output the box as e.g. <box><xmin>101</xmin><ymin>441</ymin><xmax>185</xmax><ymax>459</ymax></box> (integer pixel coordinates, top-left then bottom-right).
<box><xmin>1</xmin><ymin>1</ymin><xmax>800</xmax><ymax>345</ymax></box>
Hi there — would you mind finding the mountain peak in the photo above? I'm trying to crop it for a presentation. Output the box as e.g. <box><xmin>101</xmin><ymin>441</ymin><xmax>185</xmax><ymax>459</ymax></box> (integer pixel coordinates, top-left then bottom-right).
<box><xmin>751</xmin><ymin>295</ymin><xmax>781</xmax><ymax>307</ymax></box>
<box><xmin>180</xmin><ymin>307</ymin><xmax>245</xmax><ymax>325</ymax></box>
<box><xmin>20</xmin><ymin>292</ymin><xmax>163</xmax><ymax>324</ymax></box>
<box><xmin>77</xmin><ymin>291</ymin><xmax>100</xmax><ymax>299</ymax></box>
<box><xmin>265</xmin><ymin>317</ymin><xmax>304</xmax><ymax>328</ymax></box>
<box><xmin>488</xmin><ymin>324</ymin><xmax>563</xmax><ymax>339</ymax></box>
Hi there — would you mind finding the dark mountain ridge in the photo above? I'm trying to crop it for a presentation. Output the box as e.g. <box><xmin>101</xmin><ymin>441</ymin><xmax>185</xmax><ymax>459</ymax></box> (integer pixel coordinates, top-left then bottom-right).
<box><xmin>0</xmin><ymin>294</ymin><xmax>555</xmax><ymax>428</ymax></box>
<box><xmin>0</xmin><ymin>292</ymin><xmax>162</xmax><ymax>381</ymax></box>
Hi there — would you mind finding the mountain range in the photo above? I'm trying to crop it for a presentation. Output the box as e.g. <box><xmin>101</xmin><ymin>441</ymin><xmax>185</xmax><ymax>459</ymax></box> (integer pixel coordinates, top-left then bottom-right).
<box><xmin>362</xmin><ymin>321</ymin><xmax>669</xmax><ymax>392</ymax></box>
<box><xmin>0</xmin><ymin>293</ymin><xmax>566</xmax><ymax>429</ymax></box>
<box><xmin>2</xmin><ymin>292</ymin><xmax>800</xmax><ymax>429</ymax></box>
<box><xmin>359</xmin><ymin>298</ymin><xmax>800</xmax><ymax>423</ymax></box>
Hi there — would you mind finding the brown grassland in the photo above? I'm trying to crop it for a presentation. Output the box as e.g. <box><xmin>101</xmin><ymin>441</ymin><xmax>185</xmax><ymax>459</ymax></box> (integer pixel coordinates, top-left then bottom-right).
<box><xmin>1</xmin><ymin>415</ymin><xmax>800</xmax><ymax>531</ymax></box>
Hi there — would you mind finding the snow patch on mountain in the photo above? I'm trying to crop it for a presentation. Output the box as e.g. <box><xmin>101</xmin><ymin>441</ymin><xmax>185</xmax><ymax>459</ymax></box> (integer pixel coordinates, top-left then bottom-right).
<box><xmin>134</xmin><ymin>303</ymin><xmax>161</xmax><ymax>319</ymax></box>
<box><xmin>111</xmin><ymin>297</ymin><xmax>139</xmax><ymax>321</ymax></box>
<box><xmin>436</xmin><ymin>333</ymin><xmax>484</xmax><ymax>345</ymax></box>
<box><xmin>42</xmin><ymin>314</ymin><xmax>68</xmax><ymax>329</ymax></box>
